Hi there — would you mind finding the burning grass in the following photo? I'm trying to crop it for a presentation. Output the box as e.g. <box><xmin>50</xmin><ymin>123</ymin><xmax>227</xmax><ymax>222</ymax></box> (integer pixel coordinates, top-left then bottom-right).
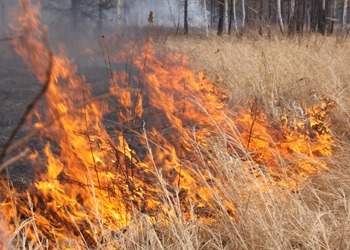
<box><xmin>0</xmin><ymin>1</ymin><xmax>350</xmax><ymax>249</ymax></box>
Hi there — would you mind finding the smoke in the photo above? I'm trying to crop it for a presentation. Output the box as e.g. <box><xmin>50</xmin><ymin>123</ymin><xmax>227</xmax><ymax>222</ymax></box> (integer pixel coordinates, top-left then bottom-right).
<box><xmin>0</xmin><ymin>0</ymin><xmax>208</xmax><ymax>79</ymax></box>
<box><xmin>123</xmin><ymin>0</ymin><xmax>205</xmax><ymax>27</ymax></box>
<box><xmin>1</xmin><ymin>0</ymin><xmax>207</xmax><ymax>39</ymax></box>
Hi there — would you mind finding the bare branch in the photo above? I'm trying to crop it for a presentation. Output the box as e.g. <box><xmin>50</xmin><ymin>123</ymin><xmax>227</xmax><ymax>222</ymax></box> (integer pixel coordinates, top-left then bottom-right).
<box><xmin>0</xmin><ymin>48</ymin><xmax>53</xmax><ymax>164</ymax></box>
<box><xmin>0</xmin><ymin>148</ymin><xmax>30</xmax><ymax>172</ymax></box>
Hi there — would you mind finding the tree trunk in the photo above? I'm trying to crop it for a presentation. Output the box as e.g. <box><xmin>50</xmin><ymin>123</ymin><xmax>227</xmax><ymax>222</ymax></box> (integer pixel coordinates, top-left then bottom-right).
<box><xmin>342</xmin><ymin>0</ymin><xmax>349</xmax><ymax>35</ymax></box>
<box><xmin>306</xmin><ymin>1</ymin><xmax>311</xmax><ymax>31</ymax></box>
<box><xmin>242</xmin><ymin>0</ymin><xmax>246</xmax><ymax>27</ymax></box>
<box><xmin>289</xmin><ymin>0</ymin><xmax>296</xmax><ymax>35</ymax></box>
<box><xmin>184</xmin><ymin>0</ymin><xmax>189</xmax><ymax>34</ymax></box>
<box><xmin>217</xmin><ymin>0</ymin><xmax>224</xmax><ymax>35</ymax></box>
<box><xmin>277</xmin><ymin>0</ymin><xmax>285</xmax><ymax>34</ymax></box>
<box><xmin>258</xmin><ymin>0</ymin><xmax>263</xmax><ymax>35</ymax></box>
<box><xmin>295</xmin><ymin>0</ymin><xmax>305</xmax><ymax>34</ymax></box>
<box><xmin>211</xmin><ymin>0</ymin><xmax>214</xmax><ymax>27</ymax></box>
<box><xmin>203</xmin><ymin>0</ymin><xmax>209</xmax><ymax>36</ymax></box>
<box><xmin>228</xmin><ymin>0</ymin><xmax>232</xmax><ymax>34</ymax></box>
<box><xmin>224</xmin><ymin>0</ymin><xmax>229</xmax><ymax>34</ymax></box>
<box><xmin>166</xmin><ymin>0</ymin><xmax>177</xmax><ymax>28</ymax></box>
<box><xmin>329</xmin><ymin>0</ymin><xmax>337</xmax><ymax>34</ymax></box>
<box><xmin>318</xmin><ymin>0</ymin><xmax>326</xmax><ymax>34</ymax></box>
<box><xmin>233</xmin><ymin>0</ymin><xmax>238</xmax><ymax>34</ymax></box>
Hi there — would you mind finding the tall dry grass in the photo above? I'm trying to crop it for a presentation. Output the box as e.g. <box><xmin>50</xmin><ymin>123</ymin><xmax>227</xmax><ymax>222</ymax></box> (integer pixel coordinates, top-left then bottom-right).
<box><xmin>163</xmin><ymin>34</ymin><xmax>350</xmax><ymax>130</ymax></box>
<box><xmin>6</xmin><ymin>34</ymin><xmax>350</xmax><ymax>249</ymax></box>
<box><xmin>107</xmin><ymin>34</ymin><xmax>350</xmax><ymax>249</ymax></box>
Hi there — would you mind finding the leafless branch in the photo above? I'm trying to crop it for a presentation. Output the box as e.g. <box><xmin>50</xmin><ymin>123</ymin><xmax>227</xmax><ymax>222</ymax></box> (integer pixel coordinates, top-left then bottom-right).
<box><xmin>0</xmin><ymin>148</ymin><xmax>30</xmax><ymax>172</ymax></box>
<box><xmin>0</xmin><ymin>36</ymin><xmax>25</xmax><ymax>43</ymax></box>
<box><xmin>0</xmin><ymin>49</ymin><xmax>53</xmax><ymax>164</ymax></box>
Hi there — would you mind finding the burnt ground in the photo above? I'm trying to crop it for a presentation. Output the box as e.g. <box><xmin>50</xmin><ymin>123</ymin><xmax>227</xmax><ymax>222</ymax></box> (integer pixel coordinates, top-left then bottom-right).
<box><xmin>0</xmin><ymin>43</ymin><xmax>113</xmax><ymax>189</ymax></box>
<box><xmin>0</xmin><ymin>46</ymin><xmax>40</xmax><ymax>188</ymax></box>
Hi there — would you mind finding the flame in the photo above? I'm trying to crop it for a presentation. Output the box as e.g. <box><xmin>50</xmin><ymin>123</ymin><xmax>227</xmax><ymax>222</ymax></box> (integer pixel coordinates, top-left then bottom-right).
<box><xmin>0</xmin><ymin>0</ymin><xmax>334</xmax><ymax>247</ymax></box>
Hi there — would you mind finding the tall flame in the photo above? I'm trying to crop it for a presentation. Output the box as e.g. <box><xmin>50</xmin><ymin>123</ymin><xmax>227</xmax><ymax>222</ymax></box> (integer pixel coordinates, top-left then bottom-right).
<box><xmin>0</xmin><ymin>0</ymin><xmax>334</xmax><ymax>247</ymax></box>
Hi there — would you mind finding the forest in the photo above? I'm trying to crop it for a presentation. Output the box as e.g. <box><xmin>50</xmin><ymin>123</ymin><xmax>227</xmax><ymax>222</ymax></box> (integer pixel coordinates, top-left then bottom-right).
<box><xmin>32</xmin><ymin>0</ymin><xmax>350</xmax><ymax>36</ymax></box>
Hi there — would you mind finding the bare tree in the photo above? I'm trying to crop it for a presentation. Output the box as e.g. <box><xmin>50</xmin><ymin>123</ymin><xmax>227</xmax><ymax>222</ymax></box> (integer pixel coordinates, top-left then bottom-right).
<box><xmin>224</xmin><ymin>0</ymin><xmax>229</xmax><ymax>34</ymax></box>
<box><xmin>166</xmin><ymin>0</ymin><xmax>177</xmax><ymax>29</ymax></box>
<box><xmin>277</xmin><ymin>0</ymin><xmax>285</xmax><ymax>34</ymax></box>
<box><xmin>329</xmin><ymin>0</ymin><xmax>337</xmax><ymax>34</ymax></box>
<box><xmin>318</xmin><ymin>0</ymin><xmax>327</xmax><ymax>34</ymax></box>
<box><xmin>242</xmin><ymin>0</ymin><xmax>246</xmax><ymax>27</ymax></box>
<box><xmin>203</xmin><ymin>0</ymin><xmax>209</xmax><ymax>36</ymax></box>
<box><xmin>217</xmin><ymin>0</ymin><xmax>224</xmax><ymax>35</ymax></box>
<box><xmin>288</xmin><ymin>0</ymin><xmax>296</xmax><ymax>35</ymax></box>
<box><xmin>184</xmin><ymin>0</ymin><xmax>189</xmax><ymax>34</ymax></box>
<box><xmin>69</xmin><ymin>0</ymin><xmax>115</xmax><ymax>30</ymax></box>
<box><xmin>343</xmin><ymin>0</ymin><xmax>349</xmax><ymax>35</ymax></box>
<box><xmin>232</xmin><ymin>0</ymin><xmax>238</xmax><ymax>34</ymax></box>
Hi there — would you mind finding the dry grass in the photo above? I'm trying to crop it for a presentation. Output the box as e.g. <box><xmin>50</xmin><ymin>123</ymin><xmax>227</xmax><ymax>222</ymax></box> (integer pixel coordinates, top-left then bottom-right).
<box><xmin>109</xmin><ymin>34</ymin><xmax>350</xmax><ymax>249</ymax></box>
<box><xmin>173</xmin><ymin>34</ymin><xmax>350</xmax><ymax>249</ymax></box>
<box><xmin>162</xmin><ymin>34</ymin><xmax>350</xmax><ymax>131</ymax></box>
<box><xmin>4</xmin><ymin>33</ymin><xmax>350</xmax><ymax>249</ymax></box>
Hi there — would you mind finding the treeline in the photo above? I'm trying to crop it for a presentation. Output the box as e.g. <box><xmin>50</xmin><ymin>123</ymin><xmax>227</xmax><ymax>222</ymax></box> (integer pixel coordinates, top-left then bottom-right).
<box><xmin>40</xmin><ymin>0</ymin><xmax>350</xmax><ymax>36</ymax></box>
<box><xmin>200</xmin><ymin>0</ymin><xmax>350</xmax><ymax>36</ymax></box>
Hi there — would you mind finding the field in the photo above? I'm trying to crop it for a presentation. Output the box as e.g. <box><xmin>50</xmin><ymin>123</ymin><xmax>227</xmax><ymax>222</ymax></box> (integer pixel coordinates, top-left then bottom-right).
<box><xmin>1</xmin><ymin>6</ymin><xmax>350</xmax><ymax>249</ymax></box>
<box><xmin>160</xmin><ymin>34</ymin><xmax>350</xmax><ymax>249</ymax></box>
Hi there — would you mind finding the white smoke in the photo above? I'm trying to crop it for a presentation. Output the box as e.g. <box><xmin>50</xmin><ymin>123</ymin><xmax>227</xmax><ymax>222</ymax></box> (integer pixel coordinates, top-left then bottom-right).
<box><xmin>122</xmin><ymin>0</ymin><xmax>205</xmax><ymax>27</ymax></box>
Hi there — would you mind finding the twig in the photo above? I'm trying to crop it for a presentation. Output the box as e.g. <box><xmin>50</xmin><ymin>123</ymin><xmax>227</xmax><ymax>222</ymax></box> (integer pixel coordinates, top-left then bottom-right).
<box><xmin>0</xmin><ymin>148</ymin><xmax>30</xmax><ymax>172</ymax></box>
<box><xmin>0</xmin><ymin>36</ymin><xmax>23</xmax><ymax>42</ymax></box>
<box><xmin>0</xmin><ymin>50</ymin><xmax>53</xmax><ymax>164</ymax></box>
<box><xmin>101</xmin><ymin>36</ymin><xmax>115</xmax><ymax>83</ymax></box>
<box><xmin>166</xmin><ymin>0</ymin><xmax>177</xmax><ymax>29</ymax></box>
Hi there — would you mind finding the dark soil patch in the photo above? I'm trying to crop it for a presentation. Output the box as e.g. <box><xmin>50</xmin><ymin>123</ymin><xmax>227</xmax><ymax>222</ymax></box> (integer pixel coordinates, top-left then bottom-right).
<box><xmin>0</xmin><ymin>46</ymin><xmax>113</xmax><ymax>189</ymax></box>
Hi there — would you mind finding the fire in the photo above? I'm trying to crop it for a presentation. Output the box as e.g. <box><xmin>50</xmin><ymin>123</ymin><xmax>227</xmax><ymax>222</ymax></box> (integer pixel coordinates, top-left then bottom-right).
<box><xmin>0</xmin><ymin>0</ymin><xmax>334</xmax><ymax>247</ymax></box>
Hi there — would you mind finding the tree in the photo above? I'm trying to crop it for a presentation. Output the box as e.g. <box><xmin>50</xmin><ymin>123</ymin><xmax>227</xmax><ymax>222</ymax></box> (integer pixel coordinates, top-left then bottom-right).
<box><xmin>232</xmin><ymin>0</ymin><xmax>238</xmax><ymax>34</ymax></box>
<box><xmin>277</xmin><ymin>0</ymin><xmax>285</xmax><ymax>34</ymax></box>
<box><xmin>184</xmin><ymin>0</ymin><xmax>188</xmax><ymax>34</ymax></box>
<box><xmin>295</xmin><ymin>0</ymin><xmax>305</xmax><ymax>34</ymax></box>
<box><xmin>318</xmin><ymin>0</ymin><xmax>326</xmax><ymax>35</ymax></box>
<box><xmin>329</xmin><ymin>0</ymin><xmax>337</xmax><ymax>34</ymax></box>
<box><xmin>224</xmin><ymin>0</ymin><xmax>229</xmax><ymax>34</ymax></box>
<box><xmin>242</xmin><ymin>0</ymin><xmax>246</xmax><ymax>27</ymax></box>
<box><xmin>203</xmin><ymin>0</ymin><xmax>209</xmax><ymax>36</ymax></box>
<box><xmin>69</xmin><ymin>0</ymin><xmax>115</xmax><ymax>30</ymax></box>
<box><xmin>217</xmin><ymin>0</ymin><xmax>224</xmax><ymax>35</ymax></box>
<box><xmin>258</xmin><ymin>0</ymin><xmax>266</xmax><ymax>36</ymax></box>
<box><xmin>288</xmin><ymin>0</ymin><xmax>296</xmax><ymax>35</ymax></box>
<box><xmin>343</xmin><ymin>0</ymin><xmax>349</xmax><ymax>35</ymax></box>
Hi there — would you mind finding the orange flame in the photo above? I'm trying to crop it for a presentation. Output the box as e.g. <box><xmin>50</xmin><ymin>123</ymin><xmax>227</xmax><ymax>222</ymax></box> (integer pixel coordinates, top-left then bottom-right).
<box><xmin>0</xmin><ymin>0</ymin><xmax>334</xmax><ymax>247</ymax></box>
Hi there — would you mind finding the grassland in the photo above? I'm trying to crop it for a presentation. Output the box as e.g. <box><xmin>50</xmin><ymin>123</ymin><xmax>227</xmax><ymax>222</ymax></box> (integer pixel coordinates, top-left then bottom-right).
<box><xmin>113</xmin><ymin>33</ymin><xmax>350</xmax><ymax>249</ymax></box>
<box><xmin>148</xmin><ymin>34</ymin><xmax>350</xmax><ymax>249</ymax></box>
<box><xmin>2</xmin><ymin>30</ymin><xmax>350</xmax><ymax>249</ymax></box>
